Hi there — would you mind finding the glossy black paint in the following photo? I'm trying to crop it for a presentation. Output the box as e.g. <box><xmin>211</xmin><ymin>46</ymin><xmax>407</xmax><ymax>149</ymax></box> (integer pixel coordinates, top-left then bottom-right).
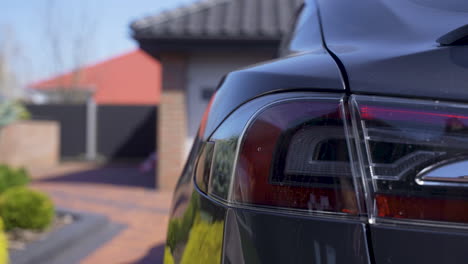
<box><xmin>318</xmin><ymin>0</ymin><xmax>468</xmax><ymax>102</ymax></box>
<box><xmin>164</xmin><ymin>1</ymin><xmax>356</xmax><ymax>263</ymax></box>
<box><xmin>316</xmin><ymin>2</ymin><xmax>468</xmax><ymax>264</ymax></box>
<box><xmin>223</xmin><ymin>209</ymin><xmax>370</xmax><ymax>264</ymax></box>
<box><xmin>203</xmin><ymin>0</ymin><xmax>344</xmax><ymax>140</ymax></box>
<box><xmin>168</xmin><ymin>131</ymin><xmax>371</xmax><ymax>264</ymax></box>
<box><xmin>203</xmin><ymin>52</ymin><xmax>344</xmax><ymax>140</ymax></box>
<box><xmin>166</xmin><ymin>0</ymin><xmax>468</xmax><ymax>263</ymax></box>
<box><xmin>165</xmin><ymin>137</ymin><xmax>227</xmax><ymax>263</ymax></box>
<box><xmin>371</xmin><ymin>225</ymin><xmax>468</xmax><ymax>264</ymax></box>
<box><xmin>279</xmin><ymin>0</ymin><xmax>323</xmax><ymax>56</ymax></box>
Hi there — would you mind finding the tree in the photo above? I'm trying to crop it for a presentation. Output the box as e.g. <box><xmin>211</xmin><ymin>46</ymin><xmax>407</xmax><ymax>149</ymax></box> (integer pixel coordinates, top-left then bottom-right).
<box><xmin>0</xmin><ymin>26</ymin><xmax>22</xmax><ymax>99</ymax></box>
<box><xmin>42</xmin><ymin>0</ymin><xmax>99</xmax><ymax>103</ymax></box>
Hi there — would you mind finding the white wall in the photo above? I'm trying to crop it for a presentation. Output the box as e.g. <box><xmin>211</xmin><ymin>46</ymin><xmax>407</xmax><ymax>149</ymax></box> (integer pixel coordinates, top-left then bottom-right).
<box><xmin>185</xmin><ymin>51</ymin><xmax>274</xmax><ymax>154</ymax></box>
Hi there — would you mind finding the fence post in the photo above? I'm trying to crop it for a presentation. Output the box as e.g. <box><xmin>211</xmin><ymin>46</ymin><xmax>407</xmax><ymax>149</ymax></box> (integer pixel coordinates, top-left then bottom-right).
<box><xmin>86</xmin><ymin>98</ymin><xmax>97</xmax><ymax>160</ymax></box>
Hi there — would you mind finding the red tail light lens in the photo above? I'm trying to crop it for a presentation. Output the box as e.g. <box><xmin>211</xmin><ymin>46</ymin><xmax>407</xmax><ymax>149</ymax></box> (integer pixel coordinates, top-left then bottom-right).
<box><xmin>232</xmin><ymin>99</ymin><xmax>362</xmax><ymax>215</ymax></box>
<box><xmin>352</xmin><ymin>96</ymin><xmax>468</xmax><ymax>225</ymax></box>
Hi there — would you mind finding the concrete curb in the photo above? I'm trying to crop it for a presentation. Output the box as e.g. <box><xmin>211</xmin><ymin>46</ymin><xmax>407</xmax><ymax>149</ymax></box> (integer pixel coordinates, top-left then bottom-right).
<box><xmin>10</xmin><ymin>208</ymin><xmax>119</xmax><ymax>264</ymax></box>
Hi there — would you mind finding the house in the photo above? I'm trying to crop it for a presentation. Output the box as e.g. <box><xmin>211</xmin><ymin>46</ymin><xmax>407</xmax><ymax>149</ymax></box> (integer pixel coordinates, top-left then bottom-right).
<box><xmin>31</xmin><ymin>50</ymin><xmax>161</xmax><ymax>105</ymax></box>
<box><xmin>29</xmin><ymin>50</ymin><xmax>161</xmax><ymax>160</ymax></box>
<box><xmin>131</xmin><ymin>0</ymin><xmax>303</xmax><ymax>189</ymax></box>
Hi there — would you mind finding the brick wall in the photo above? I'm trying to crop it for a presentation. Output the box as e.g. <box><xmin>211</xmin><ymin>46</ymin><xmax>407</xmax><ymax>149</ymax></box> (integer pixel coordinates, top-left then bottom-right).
<box><xmin>0</xmin><ymin>121</ymin><xmax>59</xmax><ymax>171</ymax></box>
<box><xmin>157</xmin><ymin>53</ymin><xmax>188</xmax><ymax>190</ymax></box>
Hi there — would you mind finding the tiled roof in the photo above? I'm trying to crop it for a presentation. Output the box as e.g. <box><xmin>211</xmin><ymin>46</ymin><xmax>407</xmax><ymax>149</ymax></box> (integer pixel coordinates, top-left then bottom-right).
<box><xmin>131</xmin><ymin>0</ymin><xmax>303</xmax><ymax>41</ymax></box>
<box><xmin>31</xmin><ymin>51</ymin><xmax>162</xmax><ymax>105</ymax></box>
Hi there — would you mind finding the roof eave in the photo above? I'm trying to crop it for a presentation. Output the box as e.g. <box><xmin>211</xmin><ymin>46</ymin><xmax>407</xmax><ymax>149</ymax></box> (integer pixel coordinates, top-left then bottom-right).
<box><xmin>132</xmin><ymin>32</ymin><xmax>282</xmax><ymax>42</ymax></box>
<box><xmin>135</xmin><ymin>37</ymin><xmax>281</xmax><ymax>56</ymax></box>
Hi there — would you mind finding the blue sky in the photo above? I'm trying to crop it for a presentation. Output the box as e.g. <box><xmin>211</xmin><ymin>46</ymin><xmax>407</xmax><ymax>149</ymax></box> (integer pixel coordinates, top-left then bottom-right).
<box><xmin>1</xmin><ymin>0</ymin><xmax>198</xmax><ymax>85</ymax></box>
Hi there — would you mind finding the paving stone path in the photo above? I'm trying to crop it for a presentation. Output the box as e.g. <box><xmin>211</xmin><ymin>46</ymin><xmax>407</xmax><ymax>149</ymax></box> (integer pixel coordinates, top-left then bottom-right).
<box><xmin>31</xmin><ymin>163</ymin><xmax>173</xmax><ymax>264</ymax></box>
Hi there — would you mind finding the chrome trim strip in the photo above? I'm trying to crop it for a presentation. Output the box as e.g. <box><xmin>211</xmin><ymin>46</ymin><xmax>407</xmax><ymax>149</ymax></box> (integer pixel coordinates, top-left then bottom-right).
<box><xmin>416</xmin><ymin>156</ymin><xmax>468</xmax><ymax>187</ymax></box>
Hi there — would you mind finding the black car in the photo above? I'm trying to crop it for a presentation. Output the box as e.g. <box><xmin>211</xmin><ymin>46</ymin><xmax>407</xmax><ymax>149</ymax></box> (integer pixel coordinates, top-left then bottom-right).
<box><xmin>164</xmin><ymin>0</ymin><xmax>468</xmax><ymax>263</ymax></box>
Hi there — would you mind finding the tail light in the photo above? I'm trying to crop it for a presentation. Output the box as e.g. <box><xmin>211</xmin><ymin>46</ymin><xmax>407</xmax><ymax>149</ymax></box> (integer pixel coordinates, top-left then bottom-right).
<box><xmin>231</xmin><ymin>99</ymin><xmax>362</xmax><ymax>215</ymax></box>
<box><xmin>352</xmin><ymin>95</ymin><xmax>468</xmax><ymax>226</ymax></box>
<box><xmin>196</xmin><ymin>93</ymin><xmax>468</xmax><ymax>226</ymax></box>
<box><xmin>196</xmin><ymin>93</ymin><xmax>365</xmax><ymax>217</ymax></box>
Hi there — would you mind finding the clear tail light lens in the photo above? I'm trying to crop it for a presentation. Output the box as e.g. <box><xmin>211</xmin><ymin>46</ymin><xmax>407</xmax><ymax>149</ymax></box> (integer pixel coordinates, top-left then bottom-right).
<box><xmin>352</xmin><ymin>95</ymin><xmax>468</xmax><ymax>225</ymax></box>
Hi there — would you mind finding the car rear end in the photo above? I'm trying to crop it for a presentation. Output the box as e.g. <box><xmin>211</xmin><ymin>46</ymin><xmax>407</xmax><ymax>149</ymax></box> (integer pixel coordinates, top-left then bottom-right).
<box><xmin>164</xmin><ymin>0</ymin><xmax>468</xmax><ymax>263</ymax></box>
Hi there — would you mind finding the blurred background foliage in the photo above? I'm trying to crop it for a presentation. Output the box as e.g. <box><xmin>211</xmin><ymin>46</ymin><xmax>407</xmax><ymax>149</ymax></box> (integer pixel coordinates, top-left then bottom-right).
<box><xmin>0</xmin><ymin>165</ymin><xmax>30</xmax><ymax>194</ymax></box>
<box><xmin>0</xmin><ymin>100</ymin><xmax>30</xmax><ymax>127</ymax></box>
<box><xmin>0</xmin><ymin>187</ymin><xmax>55</xmax><ymax>231</ymax></box>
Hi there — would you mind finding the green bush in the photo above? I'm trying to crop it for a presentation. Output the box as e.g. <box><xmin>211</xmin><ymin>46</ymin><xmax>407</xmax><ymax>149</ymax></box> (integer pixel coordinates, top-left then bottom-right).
<box><xmin>0</xmin><ymin>165</ymin><xmax>30</xmax><ymax>194</ymax></box>
<box><xmin>0</xmin><ymin>187</ymin><xmax>54</xmax><ymax>231</ymax></box>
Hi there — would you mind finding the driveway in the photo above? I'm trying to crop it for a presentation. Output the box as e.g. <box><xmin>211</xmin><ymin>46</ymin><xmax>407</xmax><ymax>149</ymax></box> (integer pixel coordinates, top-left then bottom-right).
<box><xmin>31</xmin><ymin>162</ymin><xmax>173</xmax><ymax>264</ymax></box>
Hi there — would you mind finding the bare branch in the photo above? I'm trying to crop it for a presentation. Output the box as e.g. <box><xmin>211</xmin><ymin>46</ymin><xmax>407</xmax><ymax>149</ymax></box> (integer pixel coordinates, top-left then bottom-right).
<box><xmin>0</xmin><ymin>26</ymin><xmax>23</xmax><ymax>99</ymax></box>
<box><xmin>42</xmin><ymin>0</ymin><xmax>99</xmax><ymax>102</ymax></box>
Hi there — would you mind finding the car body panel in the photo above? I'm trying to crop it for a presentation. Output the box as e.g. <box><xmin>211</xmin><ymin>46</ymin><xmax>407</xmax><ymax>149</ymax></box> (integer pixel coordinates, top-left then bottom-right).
<box><xmin>371</xmin><ymin>224</ymin><xmax>468</xmax><ymax>264</ymax></box>
<box><xmin>317</xmin><ymin>1</ymin><xmax>468</xmax><ymax>263</ymax></box>
<box><xmin>202</xmin><ymin>0</ymin><xmax>344</xmax><ymax>139</ymax></box>
<box><xmin>203</xmin><ymin>51</ymin><xmax>344</xmax><ymax>140</ymax></box>
<box><xmin>165</xmin><ymin>138</ymin><xmax>227</xmax><ymax>263</ymax></box>
<box><xmin>171</xmin><ymin>192</ymin><xmax>226</xmax><ymax>264</ymax></box>
<box><xmin>223</xmin><ymin>209</ymin><xmax>370</xmax><ymax>264</ymax></box>
<box><xmin>318</xmin><ymin>0</ymin><xmax>468</xmax><ymax>102</ymax></box>
<box><xmin>165</xmin><ymin>1</ymin><xmax>468</xmax><ymax>263</ymax></box>
<box><xmin>194</xmin><ymin>91</ymin><xmax>374</xmax><ymax>264</ymax></box>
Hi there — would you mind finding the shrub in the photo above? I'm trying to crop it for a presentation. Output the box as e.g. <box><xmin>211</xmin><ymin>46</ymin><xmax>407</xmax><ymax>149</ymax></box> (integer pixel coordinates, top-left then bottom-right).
<box><xmin>0</xmin><ymin>165</ymin><xmax>30</xmax><ymax>194</ymax></box>
<box><xmin>0</xmin><ymin>187</ymin><xmax>54</xmax><ymax>231</ymax></box>
<box><xmin>0</xmin><ymin>218</ymin><xmax>8</xmax><ymax>264</ymax></box>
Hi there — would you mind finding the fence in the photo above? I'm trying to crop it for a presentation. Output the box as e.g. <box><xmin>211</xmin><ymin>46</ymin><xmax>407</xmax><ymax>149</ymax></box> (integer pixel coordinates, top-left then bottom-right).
<box><xmin>26</xmin><ymin>103</ymin><xmax>157</xmax><ymax>160</ymax></box>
